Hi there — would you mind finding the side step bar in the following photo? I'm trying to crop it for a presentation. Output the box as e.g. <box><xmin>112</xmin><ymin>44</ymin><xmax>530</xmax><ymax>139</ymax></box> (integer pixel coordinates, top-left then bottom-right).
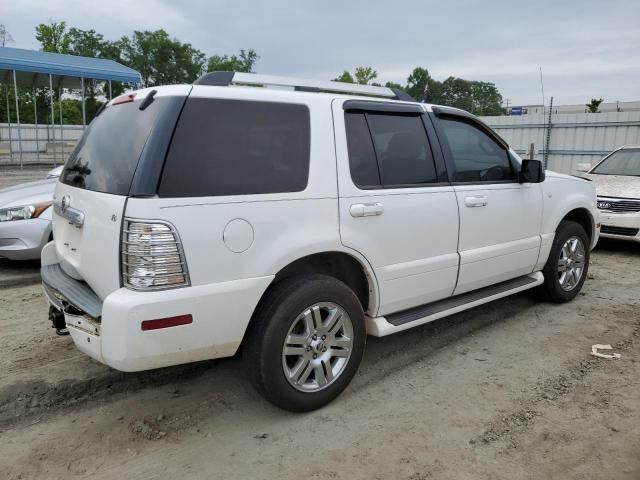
<box><xmin>366</xmin><ymin>272</ymin><xmax>544</xmax><ymax>337</ymax></box>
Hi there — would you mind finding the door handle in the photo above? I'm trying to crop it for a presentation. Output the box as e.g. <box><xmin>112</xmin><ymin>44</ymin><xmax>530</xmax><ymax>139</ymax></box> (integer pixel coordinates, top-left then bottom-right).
<box><xmin>464</xmin><ymin>195</ymin><xmax>488</xmax><ymax>208</ymax></box>
<box><xmin>350</xmin><ymin>202</ymin><xmax>384</xmax><ymax>217</ymax></box>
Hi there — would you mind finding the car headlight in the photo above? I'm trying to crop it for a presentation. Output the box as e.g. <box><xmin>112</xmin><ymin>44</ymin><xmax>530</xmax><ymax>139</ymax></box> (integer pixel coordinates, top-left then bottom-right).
<box><xmin>0</xmin><ymin>203</ymin><xmax>52</xmax><ymax>222</ymax></box>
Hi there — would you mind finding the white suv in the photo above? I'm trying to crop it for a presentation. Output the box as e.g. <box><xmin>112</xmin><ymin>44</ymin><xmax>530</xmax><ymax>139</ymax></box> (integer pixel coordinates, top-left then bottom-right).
<box><xmin>42</xmin><ymin>73</ymin><xmax>599</xmax><ymax>411</ymax></box>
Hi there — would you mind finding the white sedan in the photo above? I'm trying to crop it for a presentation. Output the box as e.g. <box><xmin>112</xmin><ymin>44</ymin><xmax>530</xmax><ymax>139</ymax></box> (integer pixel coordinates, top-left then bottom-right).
<box><xmin>578</xmin><ymin>145</ymin><xmax>640</xmax><ymax>242</ymax></box>
<box><xmin>0</xmin><ymin>166</ymin><xmax>61</xmax><ymax>260</ymax></box>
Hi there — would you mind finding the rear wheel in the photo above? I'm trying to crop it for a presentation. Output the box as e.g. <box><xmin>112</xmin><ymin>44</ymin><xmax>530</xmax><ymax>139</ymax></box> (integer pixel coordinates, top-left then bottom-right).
<box><xmin>541</xmin><ymin>220</ymin><xmax>590</xmax><ymax>302</ymax></box>
<box><xmin>244</xmin><ymin>274</ymin><xmax>366</xmax><ymax>412</ymax></box>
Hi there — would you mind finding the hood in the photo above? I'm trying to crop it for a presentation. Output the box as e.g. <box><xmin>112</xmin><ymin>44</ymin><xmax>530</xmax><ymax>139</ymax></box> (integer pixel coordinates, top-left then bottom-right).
<box><xmin>584</xmin><ymin>173</ymin><xmax>640</xmax><ymax>199</ymax></box>
<box><xmin>0</xmin><ymin>178</ymin><xmax>57</xmax><ymax>209</ymax></box>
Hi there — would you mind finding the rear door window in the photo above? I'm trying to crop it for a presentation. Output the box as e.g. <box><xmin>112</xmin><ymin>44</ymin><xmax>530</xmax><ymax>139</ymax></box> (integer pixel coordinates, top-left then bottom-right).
<box><xmin>61</xmin><ymin>97</ymin><xmax>180</xmax><ymax>195</ymax></box>
<box><xmin>159</xmin><ymin>98</ymin><xmax>310</xmax><ymax>197</ymax></box>
<box><xmin>344</xmin><ymin>111</ymin><xmax>438</xmax><ymax>188</ymax></box>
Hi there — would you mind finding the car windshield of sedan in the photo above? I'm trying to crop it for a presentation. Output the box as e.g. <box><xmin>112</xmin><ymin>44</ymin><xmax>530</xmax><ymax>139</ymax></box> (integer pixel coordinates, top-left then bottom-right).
<box><xmin>591</xmin><ymin>149</ymin><xmax>640</xmax><ymax>176</ymax></box>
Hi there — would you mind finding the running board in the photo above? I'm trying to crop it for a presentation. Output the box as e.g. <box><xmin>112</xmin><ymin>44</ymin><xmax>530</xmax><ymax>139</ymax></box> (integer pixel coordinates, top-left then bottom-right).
<box><xmin>366</xmin><ymin>272</ymin><xmax>544</xmax><ymax>337</ymax></box>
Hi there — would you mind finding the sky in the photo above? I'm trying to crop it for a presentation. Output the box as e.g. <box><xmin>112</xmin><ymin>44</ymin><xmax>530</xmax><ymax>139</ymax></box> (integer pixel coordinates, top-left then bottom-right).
<box><xmin>2</xmin><ymin>0</ymin><xmax>639</xmax><ymax>106</ymax></box>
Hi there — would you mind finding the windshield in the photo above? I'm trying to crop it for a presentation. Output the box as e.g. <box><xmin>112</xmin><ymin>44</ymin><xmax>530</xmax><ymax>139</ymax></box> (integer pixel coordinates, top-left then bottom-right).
<box><xmin>591</xmin><ymin>149</ymin><xmax>640</xmax><ymax>177</ymax></box>
<box><xmin>60</xmin><ymin>97</ymin><xmax>176</xmax><ymax>195</ymax></box>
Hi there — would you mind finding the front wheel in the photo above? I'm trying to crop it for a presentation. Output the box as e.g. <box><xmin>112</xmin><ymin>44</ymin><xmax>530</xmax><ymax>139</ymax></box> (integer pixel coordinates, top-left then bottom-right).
<box><xmin>541</xmin><ymin>220</ymin><xmax>590</xmax><ymax>303</ymax></box>
<box><xmin>244</xmin><ymin>275</ymin><xmax>366</xmax><ymax>412</ymax></box>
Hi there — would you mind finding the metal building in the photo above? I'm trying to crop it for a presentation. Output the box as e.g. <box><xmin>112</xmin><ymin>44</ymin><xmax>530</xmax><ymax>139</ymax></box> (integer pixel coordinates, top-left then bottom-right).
<box><xmin>0</xmin><ymin>46</ymin><xmax>142</xmax><ymax>167</ymax></box>
<box><xmin>481</xmin><ymin>111</ymin><xmax>640</xmax><ymax>174</ymax></box>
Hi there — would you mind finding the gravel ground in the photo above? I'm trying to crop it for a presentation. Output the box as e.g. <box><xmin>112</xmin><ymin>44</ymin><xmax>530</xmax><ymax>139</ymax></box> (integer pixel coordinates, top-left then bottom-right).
<box><xmin>0</xmin><ymin>239</ymin><xmax>638</xmax><ymax>479</ymax></box>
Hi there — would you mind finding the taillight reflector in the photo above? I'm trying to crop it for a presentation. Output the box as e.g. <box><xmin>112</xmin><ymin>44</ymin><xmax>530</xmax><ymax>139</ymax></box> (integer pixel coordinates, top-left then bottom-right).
<box><xmin>112</xmin><ymin>93</ymin><xmax>137</xmax><ymax>105</ymax></box>
<box><xmin>141</xmin><ymin>314</ymin><xmax>193</xmax><ymax>331</ymax></box>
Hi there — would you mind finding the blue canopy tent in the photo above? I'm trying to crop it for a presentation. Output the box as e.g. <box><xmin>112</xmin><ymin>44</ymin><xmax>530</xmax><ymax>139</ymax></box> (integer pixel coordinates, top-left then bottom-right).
<box><xmin>0</xmin><ymin>46</ymin><xmax>142</xmax><ymax>167</ymax></box>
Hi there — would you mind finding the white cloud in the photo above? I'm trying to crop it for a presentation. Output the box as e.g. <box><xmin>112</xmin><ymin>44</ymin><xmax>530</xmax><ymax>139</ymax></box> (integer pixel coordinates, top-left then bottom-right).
<box><xmin>2</xmin><ymin>0</ymin><xmax>639</xmax><ymax>105</ymax></box>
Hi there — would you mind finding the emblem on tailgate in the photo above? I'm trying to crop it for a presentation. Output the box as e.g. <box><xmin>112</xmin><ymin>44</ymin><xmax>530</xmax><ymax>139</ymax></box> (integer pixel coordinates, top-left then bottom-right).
<box><xmin>54</xmin><ymin>195</ymin><xmax>85</xmax><ymax>227</ymax></box>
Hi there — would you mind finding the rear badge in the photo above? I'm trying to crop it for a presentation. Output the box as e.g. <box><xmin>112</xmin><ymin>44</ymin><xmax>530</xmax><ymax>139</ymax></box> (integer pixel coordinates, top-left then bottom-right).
<box><xmin>111</xmin><ymin>214</ymin><xmax>117</xmax><ymax>222</ymax></box>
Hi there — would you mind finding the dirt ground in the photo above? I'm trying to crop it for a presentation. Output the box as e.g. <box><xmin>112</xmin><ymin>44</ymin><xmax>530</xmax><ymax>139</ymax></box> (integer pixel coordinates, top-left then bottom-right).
<box><xmin>0</xmin><ymin>239</ymin><xmax>638</xmax><ymax>480</ymax></box>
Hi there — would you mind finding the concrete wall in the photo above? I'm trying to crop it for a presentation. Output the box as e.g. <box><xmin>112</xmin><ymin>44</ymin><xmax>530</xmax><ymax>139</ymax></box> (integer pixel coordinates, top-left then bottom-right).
<box><xmin>480</xmin><ymin>111</ymin><xmax>640</xmax><ymax>174</ymax></box>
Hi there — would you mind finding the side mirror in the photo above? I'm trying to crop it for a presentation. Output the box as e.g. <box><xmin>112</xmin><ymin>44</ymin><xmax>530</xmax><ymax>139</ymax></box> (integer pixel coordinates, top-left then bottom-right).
<box><xmin>519</xmin><ymin>159</ymin><xmax>545</xmax><ymax>183</ymax></box>
<box><xmin>575</xmin><ymin>163</ymin><xmax>591</xmax><ymax>173</ymax></box>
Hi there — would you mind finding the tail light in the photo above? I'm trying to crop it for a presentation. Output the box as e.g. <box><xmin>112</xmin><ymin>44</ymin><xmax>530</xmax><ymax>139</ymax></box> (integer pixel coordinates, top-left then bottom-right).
<box><xmin>121</xmin><ymin>219</ymin><xmax>190</xmax><ymax>290</ymax></box>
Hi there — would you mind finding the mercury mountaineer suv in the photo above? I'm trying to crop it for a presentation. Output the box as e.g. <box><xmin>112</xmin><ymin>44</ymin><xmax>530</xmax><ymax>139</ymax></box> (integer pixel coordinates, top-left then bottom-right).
<box><xmin>42</xmin><ymin>72</ymin><xmax>600</xmax><ymax>411</ymax></box>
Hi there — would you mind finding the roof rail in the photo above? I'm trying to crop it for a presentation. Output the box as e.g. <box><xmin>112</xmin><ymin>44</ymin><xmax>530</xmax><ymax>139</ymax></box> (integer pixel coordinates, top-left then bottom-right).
<box><xmin>193</xmin><ymin>71</ymin><xmax>415</xmax><ymax>101</ymax></box>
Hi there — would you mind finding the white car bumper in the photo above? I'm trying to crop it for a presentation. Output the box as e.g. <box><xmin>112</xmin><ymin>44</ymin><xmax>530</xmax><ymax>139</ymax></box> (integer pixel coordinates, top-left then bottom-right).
<box><xmin>0</xmin><ymin>218</ymin><xmax>51</xmax><ymax>260</ymax></box>
<box><xmin>598</xmin><ymin>211</ymin><xmax>640</xmax><ymax>242</ymax></box>
<box><xmin>41</xmin><ymin>244</ymin><xmax>273</xmax><ymax>371</ymax></box>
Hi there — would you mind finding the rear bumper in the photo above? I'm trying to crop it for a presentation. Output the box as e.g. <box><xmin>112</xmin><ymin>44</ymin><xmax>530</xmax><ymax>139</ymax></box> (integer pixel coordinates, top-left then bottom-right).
<box><xmin>41</xmin><ymin>245</ymin><xmax>273</xmax><ymax>371</ymax></box>
<box><xmin>0</xmin><ymin>218</ymin><xmax>50</xmax><ymax>260</ymax></box>
<box><xmin>598</xmin><ymin>211</ymin><xmax>640</xmax><ymax>242</ymax></box>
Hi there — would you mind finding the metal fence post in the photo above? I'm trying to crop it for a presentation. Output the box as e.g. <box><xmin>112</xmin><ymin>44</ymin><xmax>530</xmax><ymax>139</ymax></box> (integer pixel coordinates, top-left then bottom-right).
<box><xmin>12</xmin><ymin>70</ymin><xmax>23</xmax><ymax>169</ymax></box>
<box><xmin>81</xmin><ymin>77</ymin><xmax>86</xmax><ymax>128</ymax></box>
<box><xmin>33</xmin><ymin>84</ymin><xmax>40</xmax><ymax>163</ymax></box>
<box><xmin>49</xmin><ymin>74</ymin><xmax>56</xmax><ymax>167</ymax></box>
<box><xmin>4</xmin><ymin>82</ymin><xmax>13</xmax><ymax>163</ymax></box>
<box><xmin>58</xmin><ymin>79</ymin><xmax>63</xmax><ymax>165</ymax></box>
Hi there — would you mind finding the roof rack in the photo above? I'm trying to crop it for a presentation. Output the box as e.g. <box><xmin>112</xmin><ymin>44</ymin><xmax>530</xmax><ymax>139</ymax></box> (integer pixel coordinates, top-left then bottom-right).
<box><xmin>193</xmin><ymin>71</ymin><xmax>415</xmax><ymax>101</ymax></box>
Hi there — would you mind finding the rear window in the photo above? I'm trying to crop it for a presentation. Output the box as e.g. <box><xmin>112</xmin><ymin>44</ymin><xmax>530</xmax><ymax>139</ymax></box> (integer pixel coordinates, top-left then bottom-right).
<box><xmin>158</xmin><ymin>98</ymin><xmax>310</xmax><ymax>197</ymax></box>
<box><xmin>61</xmin><ymin>97</ymin><xmax>176</xmax><ymax>195</ymax></box>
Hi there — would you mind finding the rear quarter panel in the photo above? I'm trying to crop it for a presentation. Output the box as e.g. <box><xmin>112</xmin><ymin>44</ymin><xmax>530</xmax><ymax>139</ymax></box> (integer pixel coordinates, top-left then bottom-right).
<box><xmin>124</xmin><ymin>90</ymin><xmax>378</xmax><ymax>301</ymax></box>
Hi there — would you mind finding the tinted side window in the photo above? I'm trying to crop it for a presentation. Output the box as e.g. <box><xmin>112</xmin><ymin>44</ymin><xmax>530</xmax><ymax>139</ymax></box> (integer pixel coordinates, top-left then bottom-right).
<box><xmin>159</xmin><ymin>98</ymin><xmax>310</xmax><ymax>197</ymax></box>
<box><xmin>344</xmin><ymin>112</ymin><xmax>438</xmax><ymax>188</ymax></box>
<box><xmin>439</xmin><ymin>117</ymin><xmax>514</xmax><ymax>183</ymax></box>
<box><xmin>345</xmin><ymin>112</ymin><xmax>380</xmax><ymax>187</ymax></box>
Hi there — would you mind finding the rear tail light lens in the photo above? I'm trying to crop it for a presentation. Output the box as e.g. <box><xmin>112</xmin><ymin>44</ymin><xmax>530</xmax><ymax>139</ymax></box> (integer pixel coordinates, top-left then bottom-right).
<box><xmin>121</xmin><ymin>219</ymin><xmax>190</xmax><ymax>290</ymax></box>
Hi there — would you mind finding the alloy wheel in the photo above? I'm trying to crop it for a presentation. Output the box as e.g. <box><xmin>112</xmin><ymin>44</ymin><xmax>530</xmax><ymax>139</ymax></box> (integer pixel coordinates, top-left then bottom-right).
<box><xmin>281</xmin><ymin>302</ymin><xmax>354</xmax><ymax>392</ymax></box>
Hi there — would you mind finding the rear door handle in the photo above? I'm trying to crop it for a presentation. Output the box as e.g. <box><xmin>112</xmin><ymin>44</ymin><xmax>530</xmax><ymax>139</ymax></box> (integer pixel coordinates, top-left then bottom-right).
<box><xmin>464</xmin><ymin>195</ymin><xmax>488</xmax><ymax>208</ymax></box>
<box><xmin>350</xmin><ymin>202</ymin><xmax>384</xmax><ymax>217</ymax></box>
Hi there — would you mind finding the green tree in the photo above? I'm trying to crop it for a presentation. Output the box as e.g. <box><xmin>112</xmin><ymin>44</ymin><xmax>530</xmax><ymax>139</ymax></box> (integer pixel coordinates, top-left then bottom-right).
<box><xmin>207</xmin><ymin>49</ymin><xmax>259</xmax><ymax>73</ymax></box>
<box><xmin>35</xmin><ymin>21</ymin><xmax>71</xmax><ymax>53</ymax></box>
<box><xmin>384</xmin><ymin>81</ymin><xmax>404</xmax><ymax>90</ymax></box>
<box><xmin>334</xmin><ymin>67</ymin><xmax>377</xmax><ymax>85</ymax></box>
<box><xmin>468</xmin><ymin>81</ymin><xmax>503</xmax><ymax>116</ymax></box>
<box><xmin>117</xmin><ymin>30</ymin><xmax>206</xmax><ymax>86</ymax></box>
<box><xmin>406</xmin><ymin>67</ymin><xmax>433</xmax><ymax>101</ymax></box>
<box><xmin>333</xmin><ymin>70</ymin><xmax>355</xmax><ymax>83</ymax></box>
<box><xmin>66</xmin><ymin>28</ymin><xmax>117</xmax><ymax>120</ymax></box>
<box><xmin>586</xmin><ymin>98</ymin><xmax>604</xmax><ymax>113</ymax></box>
<box><xmin>354</xmin><ymin>66</ymin><xmax>377</xmax><ymax>85</ymax></box>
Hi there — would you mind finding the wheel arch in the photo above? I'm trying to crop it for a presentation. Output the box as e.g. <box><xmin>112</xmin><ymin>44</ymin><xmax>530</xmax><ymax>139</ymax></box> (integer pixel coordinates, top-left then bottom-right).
<box><xmin>241</xmin><ymin>250</ymin><xmax>379</xmax><ymax>350</ymax></box>
<box><xmin>267</xmin><ymin>250</ymin><xmax>379</xmax><ymax>315</ymax></box>
<box><xmin>559</xmin><ymin>207</ymin><xmax>596</xmax><ymax>246</ymax></box>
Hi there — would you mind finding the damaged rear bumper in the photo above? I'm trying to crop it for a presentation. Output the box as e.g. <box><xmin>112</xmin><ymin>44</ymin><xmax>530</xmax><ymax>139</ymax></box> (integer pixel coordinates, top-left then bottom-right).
<box><xmin>41</xmin><ymin>259</ymin><xmax>104</xmax><ymax>362</ymax></box>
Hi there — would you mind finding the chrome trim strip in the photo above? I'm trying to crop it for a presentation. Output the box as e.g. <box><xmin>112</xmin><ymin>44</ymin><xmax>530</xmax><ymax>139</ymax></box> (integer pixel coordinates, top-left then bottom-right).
<box><xmin>53</xmin><ymin>200</ymin><xmax>85</xmax><ymax>227</ymax></box>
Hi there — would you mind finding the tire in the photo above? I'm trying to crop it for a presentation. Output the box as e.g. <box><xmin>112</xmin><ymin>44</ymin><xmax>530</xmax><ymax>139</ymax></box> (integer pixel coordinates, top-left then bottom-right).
<box><xmin>243</xmin><ymin>274</ymin><xmax>366</xmax><ymax>412</ymax></box>
<box><xmin>540</xmin><ymin>220</ymin><xmax>590</xmax><ymax>303</ymax></box>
